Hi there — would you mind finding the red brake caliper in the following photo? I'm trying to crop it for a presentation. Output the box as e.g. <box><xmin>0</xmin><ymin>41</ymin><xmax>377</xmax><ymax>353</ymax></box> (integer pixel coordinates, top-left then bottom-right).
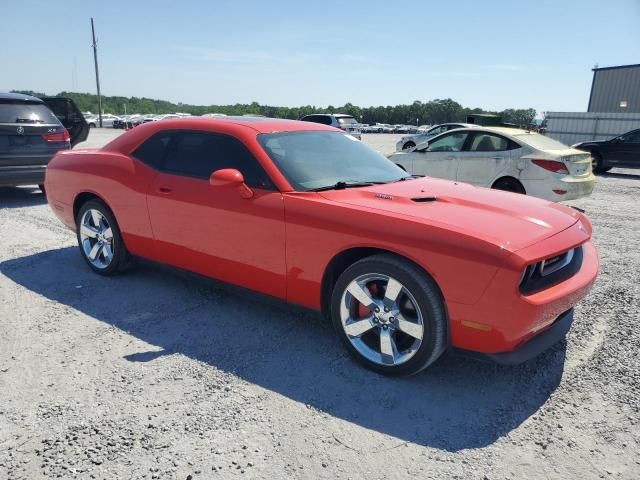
<box><xmin>357</xmin><ymin>283</ymin><xmax>379</xmax><ymax>318</ymax></box>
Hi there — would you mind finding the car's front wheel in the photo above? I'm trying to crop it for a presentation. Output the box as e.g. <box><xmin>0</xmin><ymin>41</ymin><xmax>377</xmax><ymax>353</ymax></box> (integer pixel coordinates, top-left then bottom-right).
<box><xmin>402</xmin><ymin>141</ymin><xmax>416</xmax><ymax>151</ymax></box>
<box><xmin>331</xmin><ymin>254</ymin><xmax>447</xmax><ymax>376</ymax></box>
<box><xmin>76</xmin><ymin>199</ymin><xmax>132</xmax><ymax>276</ymax></box>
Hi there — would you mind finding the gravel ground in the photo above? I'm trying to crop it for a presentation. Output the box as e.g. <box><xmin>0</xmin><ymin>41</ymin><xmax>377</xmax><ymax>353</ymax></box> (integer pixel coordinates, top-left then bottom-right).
<box><xmin>0</xmin><ymin>129</ymin><xmax>638</xmax><ymax>479</ymax></box>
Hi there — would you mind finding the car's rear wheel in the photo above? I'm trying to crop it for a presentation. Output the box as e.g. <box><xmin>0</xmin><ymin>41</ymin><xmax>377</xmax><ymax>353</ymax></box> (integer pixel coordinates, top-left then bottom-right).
<box><xmin>492</xmin><ymin>177</ymin><xmax>526</xmax><ymax>194</ymax></box>
<box><xmin>591</xmin><ymin>152</ymin><xmax>611</xmax><ymax>173</ymax></box>
<box><xmin>76</xmin><ymin>200</ymin><xmax>132</xmax><ymax>276</ymax></box>
<box><xmin>402</xmin><ymin>141</ymin><xmax>416</xmax><ymax>151</ymax></box>
<box><xmin>331</xmin><ymin>254</ymin><xmax>447</xmax><ymax>376</ymax></box>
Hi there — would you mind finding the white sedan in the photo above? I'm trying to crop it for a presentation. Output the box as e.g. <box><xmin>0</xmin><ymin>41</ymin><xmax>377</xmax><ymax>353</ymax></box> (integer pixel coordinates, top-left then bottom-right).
<box><xmin>388</xmin><ymin>127</ymin><xmax>595</xmax><ymax>202</ymax></box>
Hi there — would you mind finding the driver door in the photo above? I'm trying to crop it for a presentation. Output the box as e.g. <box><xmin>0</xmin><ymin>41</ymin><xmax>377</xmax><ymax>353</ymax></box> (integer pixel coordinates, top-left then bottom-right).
<box><xmin>411</xmin><ymin>131</ymin><xmax>471</xmax><ymax>180</ymax></box>
<box><xmin>145</xmin><ymin>130</ymin><xmax>287</xmax><ymax>299</ymax></box>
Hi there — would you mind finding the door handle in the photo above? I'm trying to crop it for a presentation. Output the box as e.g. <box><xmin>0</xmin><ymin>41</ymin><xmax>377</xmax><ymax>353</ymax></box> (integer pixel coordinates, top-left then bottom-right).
<box><xmin>158</xmin><ymin>186</ymin><xmax>173</xmax><ymax>194</ymax></box>
<box><xmin>492</xmin><ymin>156</ymin><xmax>504</xmax><ymax>160</ymax></box>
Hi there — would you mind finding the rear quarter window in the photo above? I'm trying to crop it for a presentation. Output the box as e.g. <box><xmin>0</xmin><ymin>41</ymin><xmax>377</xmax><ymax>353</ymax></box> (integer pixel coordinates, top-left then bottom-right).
<box><xmin>0</xmin><ymin>101</ymin><xmax>60</xmax><ymax>125</ymax></box>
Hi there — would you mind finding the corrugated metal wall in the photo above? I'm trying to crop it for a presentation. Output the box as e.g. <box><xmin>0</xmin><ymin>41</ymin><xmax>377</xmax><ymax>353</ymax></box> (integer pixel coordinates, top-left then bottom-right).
<box><xmin>588</xmin><ymin>66</ymin><xmax>640</xmax><ymax>113</ymax></box>
<box><xmin>546</xmin><ymin>112</ymin><xmax>640</xmax><ymax>146</ymax></box>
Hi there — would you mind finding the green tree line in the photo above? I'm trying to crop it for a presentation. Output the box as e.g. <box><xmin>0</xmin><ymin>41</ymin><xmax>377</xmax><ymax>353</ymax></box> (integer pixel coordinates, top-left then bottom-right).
<box><xmin>14</xmin><ymin>90</ymin><xmax>536</xmax><ymax>126</ymax></box>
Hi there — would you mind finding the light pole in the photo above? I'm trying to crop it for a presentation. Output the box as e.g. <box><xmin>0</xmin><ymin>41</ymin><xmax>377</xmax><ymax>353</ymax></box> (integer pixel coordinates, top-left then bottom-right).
<box><xmin>91</xmin><ymin>18</ymin><xmax>103</xmax><ymax>128</ymax></box>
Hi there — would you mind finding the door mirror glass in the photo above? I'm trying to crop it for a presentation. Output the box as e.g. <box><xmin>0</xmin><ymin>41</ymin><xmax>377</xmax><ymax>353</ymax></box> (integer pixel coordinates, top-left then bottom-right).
<box><xmin>415</xmin><ymin>141</ymin><xmax>430</xmax><ymax>151</ymax></box>
<box><xmin>209</xmin><ymin>169</ymin><xmax>254</xmax><ymax>198</ymax></box>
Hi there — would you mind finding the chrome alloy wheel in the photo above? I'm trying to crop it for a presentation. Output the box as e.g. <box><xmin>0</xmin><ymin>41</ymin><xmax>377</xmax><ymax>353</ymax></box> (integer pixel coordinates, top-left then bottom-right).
<box><xmin>79</xmin><ymin>209</ymin><xmax>114</xmax><ymax>269</ymax></box>
<box><xmin>339</xmin><ymin>273</ymin><xmax>424</xmax><ymax>366</ymax></box>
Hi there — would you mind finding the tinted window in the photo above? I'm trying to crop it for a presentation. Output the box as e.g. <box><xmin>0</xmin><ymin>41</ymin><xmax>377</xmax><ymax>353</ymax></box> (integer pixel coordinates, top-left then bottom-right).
<box><xmin>0</xmin><ymin>100</ymin><xmax>60</xmax><ymax>124</ymax></box>
<box><xmin>427</xmin><ymin>132</ymin><xmax>469</xmax><ymax>152</ymax></box>
<box><xmin>469</xmin><ymin>133</ymin><xmax>509</xmax><ymax>152</ymax></box>
<box><xmin>621</xmin><ymin>130</ymin><xmax>640</xmax><ymax>143</ymax></box>
<box><xmin>132</xmin><ymin>132</ymin><xmax>172</xmax><ymax>169</ymax></box>
<box><xmin>161</xmin><ymin>131</ymin><xmax>273</xmax><ymax>189</ymax></box>
<box><xmin>302</xmin><ymin>115</ymin><xmax>332</xmax><ymax>126</ymax></box>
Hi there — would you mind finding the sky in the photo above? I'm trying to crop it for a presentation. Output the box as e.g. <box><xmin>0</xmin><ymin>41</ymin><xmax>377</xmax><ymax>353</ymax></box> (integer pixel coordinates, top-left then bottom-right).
<box><xmin>2</xmin><ymin>0</ymin><xmax>639</xmax><ymax>115</ymax></box>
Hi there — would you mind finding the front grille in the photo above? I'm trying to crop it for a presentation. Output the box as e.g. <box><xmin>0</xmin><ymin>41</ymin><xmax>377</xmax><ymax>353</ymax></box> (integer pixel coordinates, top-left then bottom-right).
<box><xmin>519</xmin><ymin>246</ymin><xmax>584</xmax><ymax>295</ymax></box>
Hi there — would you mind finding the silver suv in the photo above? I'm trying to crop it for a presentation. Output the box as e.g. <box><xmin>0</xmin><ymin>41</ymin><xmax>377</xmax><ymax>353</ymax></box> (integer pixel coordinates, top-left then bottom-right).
<box><xmin>300</xmin><ymin>114</ymin><xmax>362</xmax><ymax>140</ymax></box>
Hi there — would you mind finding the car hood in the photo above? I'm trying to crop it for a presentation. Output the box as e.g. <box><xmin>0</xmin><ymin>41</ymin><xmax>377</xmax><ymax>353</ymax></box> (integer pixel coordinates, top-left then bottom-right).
<box><xmin>318</xmin><ymin>177</ymin><xmax>582</xmax><ymax>253</ymax></box>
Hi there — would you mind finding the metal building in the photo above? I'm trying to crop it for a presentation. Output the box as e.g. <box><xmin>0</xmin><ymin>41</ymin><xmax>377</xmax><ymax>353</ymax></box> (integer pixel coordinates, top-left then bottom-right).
<box><xmin>588</xmin><ymin>64</ymin><xmax>640</xmax><ymax>113</ymax></box>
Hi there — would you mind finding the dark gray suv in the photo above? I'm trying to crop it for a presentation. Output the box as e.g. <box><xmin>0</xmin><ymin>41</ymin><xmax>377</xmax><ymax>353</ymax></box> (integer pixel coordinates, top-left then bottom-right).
<box><xmin>0</xmin><ymin>92</ymin><xmax>88</xmax><ymax>191</ymax></box>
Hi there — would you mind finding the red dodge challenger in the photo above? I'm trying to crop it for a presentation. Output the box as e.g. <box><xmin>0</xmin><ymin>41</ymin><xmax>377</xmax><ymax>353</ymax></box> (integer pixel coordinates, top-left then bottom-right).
<box><xmin>45</xmin><ymin>117</ymin><xmax>599</xmax><ymax>375</ymax></box>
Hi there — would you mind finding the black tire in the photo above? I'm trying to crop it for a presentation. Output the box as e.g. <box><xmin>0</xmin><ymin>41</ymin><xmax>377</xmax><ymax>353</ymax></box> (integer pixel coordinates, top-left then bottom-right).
<box><xmin>492</xmin><ymin>177</ymin><xmax>526</xmax><ymax>194</ymax></box>
<box><xmin>76</xmin><ymin>199</ymin><xmax>133</xmax><ymax>276</ymax></box>
<box><xmin>330</xmin><ymin>254</ymin><xmax>447</xmax><ymax>376</ymax></box>
<box><xmin>591</xmin><ymin>152</ymin><xmax>611</xmax><ymax>173</ymax></box>
<box><xmin>402</xmin><ymin>141</ymin><xmax>416</xmax><ymax>151</ymax></box>
<box><xmin>88</xmin><ymin>123</ymin><xmax>96</xmax><ymax>128</ymax></box>
<box><xmin>38</xmin><ymin>184</ymin><xmax>46</xmax><ymax>196</ymax></box>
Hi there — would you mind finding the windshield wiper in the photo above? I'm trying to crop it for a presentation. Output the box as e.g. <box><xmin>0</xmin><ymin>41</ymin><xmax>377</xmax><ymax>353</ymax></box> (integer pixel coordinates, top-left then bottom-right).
<box><xmin>309</xmin><ymin>181</ymin><xmax>386</xmax><ymax>192</ymax></box>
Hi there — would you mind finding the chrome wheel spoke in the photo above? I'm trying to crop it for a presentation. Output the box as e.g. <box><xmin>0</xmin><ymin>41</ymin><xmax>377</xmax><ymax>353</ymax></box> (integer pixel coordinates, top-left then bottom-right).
<box><xmin>80</xmin><ymin>224</ymin><xmax>99</xmax><ymax>239</ymax></box>
<box><xmin>88</xmin><ymin>242</ymin><xmax>101</xmax><ymax>261</ymax></box>
<box><xmin>346</xmin><ymin>281</ymin><xmax>376</xmax><ymax>310</ymax></box>
<box><xmin>384</xmin><ymin>277</ymin><xmax>403</xmax><ymax>304</ymax></box>
<box><xmin>344</xmin><ymin>316</ymin><xmax>375</xmax><ymax>337</ymax></box>
<box><xmin>379</xmin><ymin>328</ymin><xmax>397</xmax><ymax>365</ymax></box>
<box><xmin>90</xmin><ymin>210</ymin><xmax>102</xmax><ymax>228</ymax></box>
<box><xmin>101</xmin><ymin>243</ymin><xmax>113</xmax><ymax>262</ymax></box>
<box><xmin>395</xmin><ymin>314</ymin><xmax>423</xmax><ymax>340</ymax></box>
<box><xmin>102</xmin><ymin>227</ymin><xmax>113</xmax><ymax>240</ymax></box>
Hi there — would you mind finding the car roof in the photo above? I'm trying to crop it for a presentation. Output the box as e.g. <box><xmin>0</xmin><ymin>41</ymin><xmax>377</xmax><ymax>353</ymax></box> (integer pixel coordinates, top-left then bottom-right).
<box><xmin>0</xmin><ymin>92</ymin><xmax>44</xmax><ymax>103</ymax></box>
<box><xmin>156</xmin><ymin>116</ymin><xmax>338</xmax><ymax>134</ymax></box>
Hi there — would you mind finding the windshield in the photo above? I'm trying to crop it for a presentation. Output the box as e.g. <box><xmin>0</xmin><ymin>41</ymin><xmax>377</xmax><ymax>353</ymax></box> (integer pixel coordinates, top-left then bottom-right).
<box><xmin>258</xmin><ymin>131</ymin><xmax>409</xmax><ymax>191</ymax></box>
<box><xmin>337</xmin><ymin>116</ymin><xmax>358</xmax><ymax>125</ymax></box>
<box><xmin>513</xmin><ymin>132</ymin><xmax>569</xmax><ymax>151</ymax></box>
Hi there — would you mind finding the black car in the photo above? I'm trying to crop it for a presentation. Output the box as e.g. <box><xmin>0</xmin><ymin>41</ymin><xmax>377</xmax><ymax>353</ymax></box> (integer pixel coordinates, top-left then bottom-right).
<box><xmin>574</xmin><ymin>128</ymin><xmax>640</xmax><ymax>173</ymax></box>
<box><xmin>0</xmin><ymin>92</ymin><xmax>88</xmax><ymax>191</ymax></box>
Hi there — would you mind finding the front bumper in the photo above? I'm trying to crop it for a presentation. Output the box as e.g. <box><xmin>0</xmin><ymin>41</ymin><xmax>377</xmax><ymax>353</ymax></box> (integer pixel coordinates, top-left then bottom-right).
<box><xmin>454</xmin><ymin>308</ymin><xmax>574</xmax><ymax>365</ymax></box>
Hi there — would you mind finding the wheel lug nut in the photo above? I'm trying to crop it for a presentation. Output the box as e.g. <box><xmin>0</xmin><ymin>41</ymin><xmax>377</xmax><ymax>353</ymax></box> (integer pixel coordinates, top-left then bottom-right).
<box><xmin>384</xmin><ymin>307</ymin><xmax>389</xmax><ymax>312</ymax></box>
<box><xmin>389</xmin><ymin>317</ymin><xmax>395</xmax><ymax>323</ymax></box>
<box><xmin>375</xmin><ymin>307</ymin><xmax>380</xmax><ymax>313</ymax></box>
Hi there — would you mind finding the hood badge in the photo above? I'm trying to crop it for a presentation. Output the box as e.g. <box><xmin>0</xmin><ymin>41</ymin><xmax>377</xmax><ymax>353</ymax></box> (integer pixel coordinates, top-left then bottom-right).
<box><xmin>16</xmin><ymin>126</ymin><xmax>24</xmax><ymax>135</ymax></box>
<box><xmin>375</xmin><ymin>193</ymin><xmax>393</xmax><ymax>200</ymax></box>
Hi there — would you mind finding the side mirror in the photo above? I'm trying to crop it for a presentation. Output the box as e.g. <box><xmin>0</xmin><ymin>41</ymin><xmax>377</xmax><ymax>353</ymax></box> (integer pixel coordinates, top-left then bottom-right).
<box><xmin>209</xmin><ymin>169</ymin><xmax>254</xmax><ymax>199</ymax></box>
<box><xmin>416</xmin><ymin>141</ymin><xmax>430</xmax><ymax>151</ymax></box>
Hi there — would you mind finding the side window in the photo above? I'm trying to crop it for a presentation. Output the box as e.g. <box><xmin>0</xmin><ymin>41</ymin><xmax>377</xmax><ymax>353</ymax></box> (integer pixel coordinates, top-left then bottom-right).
<box><xmin>161</xmin><ymin>131</ymin><xmax>274</xmax><ymax>189</ymax></box>
<box><xmin>427</xmin><ymin>132</ymin><xmax>469</xmax><ymax>152</ymax></box>
<box><xmin>622</xmin><ymin>130</ymin><xmax>640</xmax><ymax>143</ymax></box>
<box><xmin>131</xmin><ymin>132</ymin><xmax>172</xmax><ymax>169</ymax></box>
<box><xmin>428</xmin><ymin>126</ymin><xmax>446</xmax><ymax>136</ymax></box>
<box><xmin>469</xmin><ymin>133</ymin><xmax>509</xmax><ymax>152</ymax></box>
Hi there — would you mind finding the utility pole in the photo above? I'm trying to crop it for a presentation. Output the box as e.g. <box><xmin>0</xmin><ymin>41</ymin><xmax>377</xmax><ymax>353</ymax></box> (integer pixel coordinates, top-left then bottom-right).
<box><xmin>91</xmin><ymin>18</ymin><xmax>103</xmax><ymax>128</ymax></box>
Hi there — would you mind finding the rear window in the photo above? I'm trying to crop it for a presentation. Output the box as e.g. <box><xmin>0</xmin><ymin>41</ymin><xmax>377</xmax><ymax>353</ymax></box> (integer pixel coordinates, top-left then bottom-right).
<box><xmin>513</xmin><ymin>133</ymin><xmax>569</xmax><ymax>151</ymax></box>
<box><xmin>0</xmin><ymin>100</ymin><xmax>60</xmax><ymax>125</ymax></box>
<box><xmin>337</xmin><ymin>116</ymin><xmax>357</xmax><ymax>125</ymax></box>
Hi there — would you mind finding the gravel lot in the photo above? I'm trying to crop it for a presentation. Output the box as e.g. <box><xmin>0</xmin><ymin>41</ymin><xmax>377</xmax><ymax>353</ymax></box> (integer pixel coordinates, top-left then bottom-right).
<box><xmin>1</xmin><ymin>128</ymin><xmax>638</xmax><ymax>479</ymax></box>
